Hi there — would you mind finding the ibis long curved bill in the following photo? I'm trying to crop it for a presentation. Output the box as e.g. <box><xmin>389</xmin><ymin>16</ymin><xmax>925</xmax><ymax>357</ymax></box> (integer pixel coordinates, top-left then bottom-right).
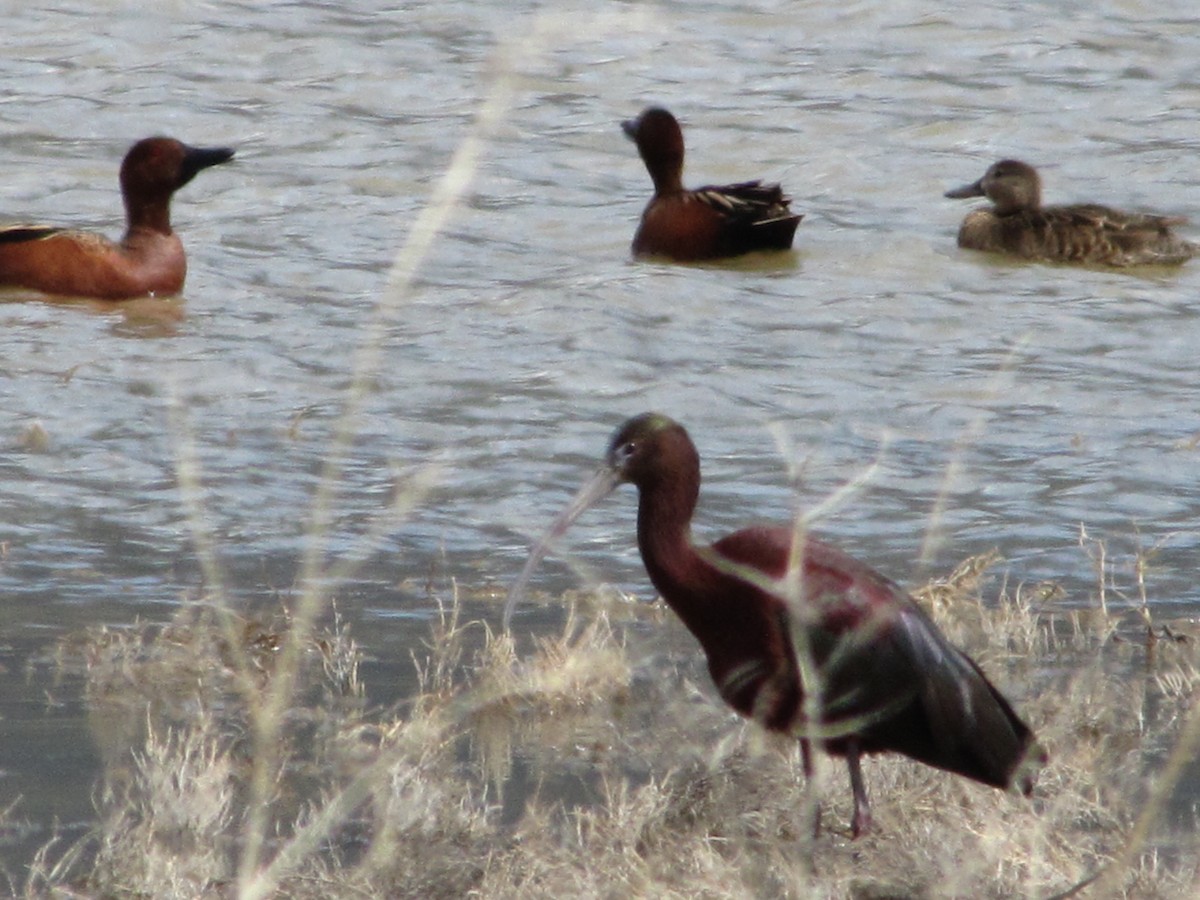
<box><xmin>502</xmin><ymin>464</ymin><xmax>624</xmax><ymax>631</ymax></box>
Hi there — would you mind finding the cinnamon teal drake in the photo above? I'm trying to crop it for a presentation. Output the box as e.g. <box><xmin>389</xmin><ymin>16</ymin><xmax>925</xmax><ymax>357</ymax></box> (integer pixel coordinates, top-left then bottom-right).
<box><xmin>622</xmin><ymin>107</ymin><xmax>801</xmax><ymax>262</ymax></box>
<box><xmin>945</xmin><ymin>159</ymin><xmax>1196</xmax><ymax>267</ymax></box>
<box><xmin>0</xmin><ymin>137</ymin><xmax>234</xmax><ymax>300</ymax></box>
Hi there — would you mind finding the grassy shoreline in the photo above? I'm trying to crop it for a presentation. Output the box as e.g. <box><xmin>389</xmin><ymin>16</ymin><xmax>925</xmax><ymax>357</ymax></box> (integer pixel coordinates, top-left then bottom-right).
<box><xmin>12</xmin><ymin>554</ymin><xmax>1198</xmax><ymax>898</ymax></box>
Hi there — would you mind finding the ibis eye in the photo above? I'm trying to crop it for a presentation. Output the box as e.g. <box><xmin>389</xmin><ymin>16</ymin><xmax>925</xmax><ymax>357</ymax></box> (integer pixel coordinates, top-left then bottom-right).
<box><xmin>614</xmin><ymin>440</ymin><xmax>637</xmax><ymax>465</ymax></box>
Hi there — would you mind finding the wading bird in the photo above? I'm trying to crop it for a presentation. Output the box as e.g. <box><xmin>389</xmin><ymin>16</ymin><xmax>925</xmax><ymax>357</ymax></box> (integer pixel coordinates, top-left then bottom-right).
<box><xmin>505</xmin><ymin>413</ymin><xmax>1045</xmax><ymax>836</ymax></box>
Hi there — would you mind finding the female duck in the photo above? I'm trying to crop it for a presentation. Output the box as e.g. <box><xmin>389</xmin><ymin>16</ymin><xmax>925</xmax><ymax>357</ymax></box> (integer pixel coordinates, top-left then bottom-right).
<box><xmin>0</xmin><ymin>136</ymin><xmax>234</xmax><ymax>299</ymax></box>
<box><xmin>622</xmin><ymin>107</ymin><xmax>801</xmax><ymax>262</ymax></box>
<box><xmin>945</xmin><ymin>159</ymin><xmax>1195</xmax><ymax>267</ymax></box>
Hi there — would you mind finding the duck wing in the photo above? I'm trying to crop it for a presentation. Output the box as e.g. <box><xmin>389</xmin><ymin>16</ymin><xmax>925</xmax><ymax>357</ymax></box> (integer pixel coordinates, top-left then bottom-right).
<box><xmin>694</xmin><ymin>180</ymin><xmax>801</xmax><ymax>226</ymax></box>
<box><xmin>1037</xmin><ymin>205</ymin><xmax>1197</xmax><ymax>265</ymax></box>
<box><xmin>0</xmin><ymin>224</ymin><xmax>65</xmax><ymax>245</ymax></box>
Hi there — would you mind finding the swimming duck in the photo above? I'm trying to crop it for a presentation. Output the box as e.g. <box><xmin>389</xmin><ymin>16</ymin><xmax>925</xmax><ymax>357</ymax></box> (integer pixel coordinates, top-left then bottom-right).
<box><xmin>622</xmin><ymin>107</ymin><xmax>801</xmax><ymax>261</ymax></box>
<box><xmin>0</xmin><ymin>136</ymin><xmax>234</xmax><ymax>299</ymax></box>
<box><xmin>945</xmin><ymin>159</ymin><xmax>1196</xmax><ymax>267</ymax></box>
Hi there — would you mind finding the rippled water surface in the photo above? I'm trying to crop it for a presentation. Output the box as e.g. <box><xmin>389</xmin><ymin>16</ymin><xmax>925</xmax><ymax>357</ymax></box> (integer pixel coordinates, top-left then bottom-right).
<box><xmin>2</xmin><ymin>0</ymin><xmax>1199</xmax><ymax>871</ymax></box>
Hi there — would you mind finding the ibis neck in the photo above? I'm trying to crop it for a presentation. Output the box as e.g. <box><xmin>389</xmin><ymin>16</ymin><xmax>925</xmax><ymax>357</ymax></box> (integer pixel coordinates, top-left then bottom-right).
<box><xmin>635</xmin><ymin>474</ymin><xmax>702</xmax><ymax>606</ymax></box>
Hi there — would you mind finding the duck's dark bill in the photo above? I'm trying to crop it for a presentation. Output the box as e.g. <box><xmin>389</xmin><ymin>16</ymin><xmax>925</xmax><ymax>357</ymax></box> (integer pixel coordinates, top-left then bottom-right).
<box><xmin>944</xmin><ymin>179</ymin><xmax>984</xmax><ymax>199</ymax></box>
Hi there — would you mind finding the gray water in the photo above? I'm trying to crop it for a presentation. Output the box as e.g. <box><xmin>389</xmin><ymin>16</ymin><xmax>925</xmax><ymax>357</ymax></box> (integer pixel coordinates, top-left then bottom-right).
<box><xmin>2</xmin><ymin>0</ymin><xmax>1199</xmax><ymax>874</ymax></box>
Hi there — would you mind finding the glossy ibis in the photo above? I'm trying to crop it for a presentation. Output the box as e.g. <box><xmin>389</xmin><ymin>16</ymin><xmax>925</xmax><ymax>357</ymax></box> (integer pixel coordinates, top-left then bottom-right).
<box><xmin>504</xmin><ymin>413</ymin><xmax>1045</xmax><ymax>837</ymax></box>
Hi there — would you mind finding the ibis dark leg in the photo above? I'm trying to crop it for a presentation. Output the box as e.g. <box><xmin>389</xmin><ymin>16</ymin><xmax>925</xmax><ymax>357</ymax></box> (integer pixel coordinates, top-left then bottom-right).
<box><xmin>800</xmin><ymin>738</ymin><xmax>822</xmax><ymax>837</ymax></box>
<box><xmin>847</xmin><ymin>740</ymin><xmax>873</xmax><ymax>838</ymax></box>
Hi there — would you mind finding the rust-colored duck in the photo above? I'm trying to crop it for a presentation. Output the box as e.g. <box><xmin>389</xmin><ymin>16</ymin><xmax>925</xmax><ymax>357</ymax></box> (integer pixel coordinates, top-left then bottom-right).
<box><xmin>0</xmin><ymin>136</ymin><xmax>234</xmax><ymax>299</ymax></box>
<box><xmin>622</xmin><ymin>107</ymin><xmax>801</xmax><ymax>261</ymax></box>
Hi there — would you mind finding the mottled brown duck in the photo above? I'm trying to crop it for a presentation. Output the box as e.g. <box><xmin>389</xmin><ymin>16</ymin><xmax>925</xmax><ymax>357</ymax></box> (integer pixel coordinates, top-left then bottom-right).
<box><xmin>945</xmin><ymin>159</ymin><xmax>1196</xmax><ymax>267</ymax></box>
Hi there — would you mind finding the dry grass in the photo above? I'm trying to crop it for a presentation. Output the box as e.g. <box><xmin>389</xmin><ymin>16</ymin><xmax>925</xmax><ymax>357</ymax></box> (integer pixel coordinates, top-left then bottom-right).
<box><xmin>19</xmin><ymin>553</ymin><xmax>1200</xmax><ymax>899</ymax></box>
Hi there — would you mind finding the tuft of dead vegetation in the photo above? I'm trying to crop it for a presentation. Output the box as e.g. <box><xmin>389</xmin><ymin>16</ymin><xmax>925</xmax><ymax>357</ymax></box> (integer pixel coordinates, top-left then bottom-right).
<box><xmin>16</xmin><ymin>554</ymin><xmax>1200</xmax><ymax>899</ymax></box>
